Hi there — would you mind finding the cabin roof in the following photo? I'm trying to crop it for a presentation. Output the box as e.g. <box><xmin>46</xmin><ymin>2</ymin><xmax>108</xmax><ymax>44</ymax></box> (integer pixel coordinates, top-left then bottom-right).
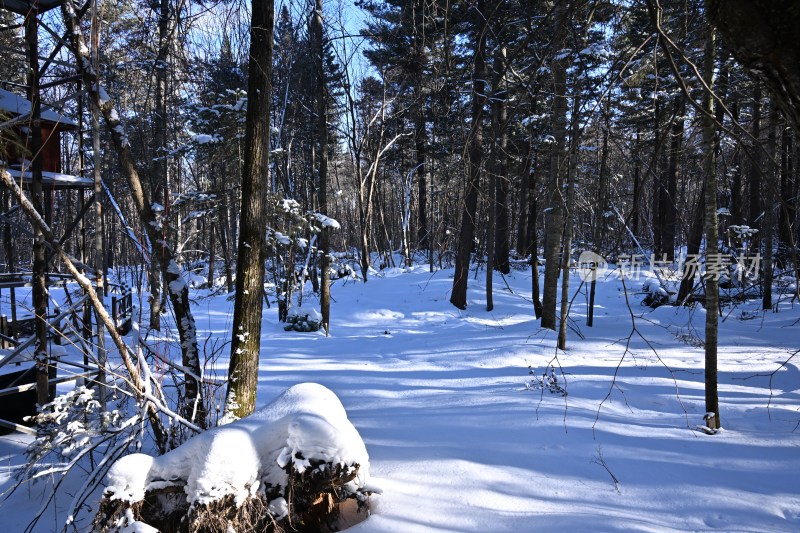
<box><xmin>6</xmin><ymin>167</ymin><xmax>94</xmax><ymax>190</ymax></box>
<box><xmin>0</xmin><ymin>88</ymin><xmax>78</xmax><ymax>129</ymax></box>
<box><xmin>0</xmin><ymin>0</ymin><xmax>63</xmax><ymax>16</ymax></box>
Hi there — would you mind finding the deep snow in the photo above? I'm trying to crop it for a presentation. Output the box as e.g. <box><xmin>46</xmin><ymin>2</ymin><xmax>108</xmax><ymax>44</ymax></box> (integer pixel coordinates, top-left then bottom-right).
<box><xmin>106</xmin><ymin>382</ymin><xmax>370</xmax><ymax>509</ymax></box>
<box><xmin>1</xmin><ymin>265</ymin><xmax>799</xmax><ymax>531</ymax></box>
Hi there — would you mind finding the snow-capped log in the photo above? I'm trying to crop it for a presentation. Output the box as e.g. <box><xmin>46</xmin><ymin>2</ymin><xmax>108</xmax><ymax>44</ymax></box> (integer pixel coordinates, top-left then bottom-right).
<box><xmin>92</xmin><ymin>383</ymin><xmax>377</xmax><ymax>532</ymax></box>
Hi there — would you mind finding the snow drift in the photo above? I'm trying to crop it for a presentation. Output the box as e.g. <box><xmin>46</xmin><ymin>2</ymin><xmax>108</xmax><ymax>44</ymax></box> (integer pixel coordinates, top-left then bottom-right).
<box><xmin>96</xmin><ymin>383</ymin><xmax>374</xmax><ymax>532</ymax></box>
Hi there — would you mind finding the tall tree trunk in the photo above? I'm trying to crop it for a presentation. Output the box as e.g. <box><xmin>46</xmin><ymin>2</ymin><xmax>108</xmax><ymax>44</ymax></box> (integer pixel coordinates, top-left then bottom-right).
<box><xmin>25</xmin><ymin>7</ymin><xmax>50</xmax><ymax>406</ymax></box>
<box><xmin>207</xmin><ymin>222</ymin><xmax>216</xmax><ymax>289</ymax></box>
<box><xmin>90</xmin><ymin>1</ymin><xmax>107</xmax><ymax>413</ymax></box>
<box><xmin>762</xmin><ymin>102</ymin><xmax>779</xmax><ymax>310</ymax></box>
<box><xmin>557</xmin><ymin>92</ymin><xmax>580</xmax><ymax>350</ymax></box>
<box><xmin>487</xmin><ymin>44</ymin><xmax>508</xmax><ymax>310</ymax></box>
<box><xmin>652</xmin><ymin>99</ymin><xmax>663</xmax><ymax>257</ymax></box>
<box><xmin>702</xmin><ymin>30</ymin><xmax>720</xmax><ymax>431</ymax></box>
<box><xmin>730</xmin><ymin>99</ymin><xmax>743</xmax><ymax>225</ymax></box>
<box><xmin>358</xmin><ymin>159</ymin><xmax>373</xmax><ymax>281</ymax></box>
<box><xmin>541</xmin><ymin>3</ymin><xmax>569</xmax><ymax>330</ymax></box>
<box><xmin>779</xmin><ymin>119</ymin><xmax>794</xmax><ymax>251</ymax></box>
<box><xmin>529</xmin><ymin>152</ymin><xmax>542</xmax><ymax>319</ymax></box>
<box><xmin>515</xmin><ymin>150</ymin><xmax>530</xmax><ymax>255</ymax></box>
<box><xmin>630</xmin><ymin>126</ymin><xmax>642</xmax><ymax>238</ymax></box>
<box><xmin>224</xmin><ymin>0</ymin><xmax>274</xmax><ymax>421</ymax></box>
<box><xmin>413</xmin><ymin>0</ymin><xmax>428</xmax><ymax>252</ymax></box>
<box><xmin>676</xmin><ymin>193</ymin><xmax>705</xmax><ymax>304</ymax></box>
<box><xmin>663</xmin><ymin>96</ymin><xmax>685</xmax><ymax>262</ymax></box>
<box><xmin>593</xmin><ymin>99</ymin><xmax>611</xmax><ymax>253</ymax></box>
<box><xmin>749</xmin><ymin>83</ymin><xmax>762</xmax><ymax>234</ymax></box>
<box><xmin>313</xmin><ymin>0</ymin><xmax>331</xmax><ymax>333</ymax></box>
<box><xmin>149</xmin><ymin>0</ymin><xmax>171</xmax><ymax>331</ymax></box>
<box><xmin>493</xmin><ymin>45</ymin><xmax>510</xmax><ymax>275</ymax></box>
<box><xmin>450</xmin><ymin>0</ymin><xmax>487</xmax><ymax>310</ymax></box>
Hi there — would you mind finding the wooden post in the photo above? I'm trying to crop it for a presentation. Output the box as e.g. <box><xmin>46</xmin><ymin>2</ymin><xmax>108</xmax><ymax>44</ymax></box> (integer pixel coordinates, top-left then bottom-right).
<box><xmin>9</xmin><ymin>285</ymin><xmax>18</xmax><ymax>341</ymax></box>
<box><xmin>587</xmin><ymin>264</ymin><xmax>597</xmax><ymax>327</ymax></box>
<box><xmin>0</xmin><ymin>315</ymin><xmax>7</xmax><ymax>349</ymax></box>
<box><xmin>90</xmin><ymin>0</ymin><xmax>107</xmax><ymax>411</ymax></box>
<box><xmin>24</xmin><ymin>3</ymin><xmax>52</xmax><ymax>407</ymax></box>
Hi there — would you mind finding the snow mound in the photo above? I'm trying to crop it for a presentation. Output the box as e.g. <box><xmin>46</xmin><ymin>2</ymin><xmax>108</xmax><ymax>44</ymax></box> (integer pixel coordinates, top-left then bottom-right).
<box><xmin>105</xmin><ymin>383</ymin><xmax>370</xmax><ymax>507</ymax></box>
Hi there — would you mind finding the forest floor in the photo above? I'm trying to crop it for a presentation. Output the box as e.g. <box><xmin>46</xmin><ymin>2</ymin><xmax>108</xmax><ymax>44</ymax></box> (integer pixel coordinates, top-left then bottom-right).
<box><xmin>1</xmin><ymin>264</ymin><xmax>799</xmax><ymax>531</ymax></box>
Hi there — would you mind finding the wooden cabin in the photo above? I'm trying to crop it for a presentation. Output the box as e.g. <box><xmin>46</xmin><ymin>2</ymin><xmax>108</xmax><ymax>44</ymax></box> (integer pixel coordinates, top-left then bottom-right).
<box><xmin>0</xmin><ymin>87</ymin><xmax>78</xmax><ymax>175</ymax></box>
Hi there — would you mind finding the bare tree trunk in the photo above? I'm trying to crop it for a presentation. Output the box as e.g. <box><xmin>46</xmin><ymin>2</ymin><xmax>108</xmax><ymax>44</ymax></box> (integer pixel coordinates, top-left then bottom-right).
<box><xmin>25</xmin><ymin>7</ymin><xmax>50</xmax><ymax>406</ymax></box>
<box><xmin>90</xmin><ymin>1</ymin><xmax>107</xmax><ymax>412</ymax></box>
<box><xmin>493</xmin><ymin>45</ymin><xmax>510</xmax><ymax>275</ymax></box>
<box><xmin>749</xmin><ymin>83</ymin><xmax>762</xmax><ymax>233</ymax></box>
<box><xmin>541</xmin><ymin>3</ymin><xmax>569</xmax><ymax>330</ymax></box>
<box><xmin>676</xmin><ymin>194</ymin><xmax>704</xmax><ymax>304</ymax></box>
<box><xmin>312</xmin><ymin>0</ymin><xmax>331</xmax><ymax>333</ymax></box>
<box><xmin>663</xmin><ymin>96</ymin><xmax>685</xmax><ymax>262</ymax></box>
<box><xmin>592</xmin><ymin>99</ymin><xmax>611</xmax><ymax>253</ymax></box>
<box><xmin>529</xmin><ymin>153</ymin><xmax>543</xmax><ymax>319</ymax></box>
<box><xmin>702</xmin><ymin>30</ymin><xmax>720</xmax><ymax>431</ymax></box>
<box><xmin>223</xmin><ymin>0</ymin><xmax>274</xmax><ymax>421</ymax></box>
<box><xmin>149</xmin><ymin>0</ymin><xmax>171</xmax><ymax>331</ymax></box>
<box><xmin>413</xmin><ymin>0</ymin><xmax>428</xmax><ymax>252</ymax></box>
<box><xmin>762</xmin><ymin>102</ymin><xmax>779</xmax><ymax>310</ymax></box>
<box><xmin>652</xmin><ymin>100</ymin><xmax>664</xmax><ymax>258</ymax></box>
<box><xmin>730</xmin><ymin>99</ymin><xmax>743</xmax><ymax>225</ymax></box>
<box><xmin>450</xmin><ymin>0</ymin><xmax>487</xmax><ymax>310</ymax></box>
<box><xmin>779</xmin><ymin>119</ymin><xmax>794</xmax><ymax>250</ymax></box>
<box><xmin>487</xmin><ymin>44</ymin><xmax>508</xmax><ymax>311</ymax></box>
<box><xmin>207</xmin><ymin>223</ymin><xmax>216</xmax><ymax>289</ymax></box>
<box><xmin>515</xmin><ymin>151</ymin><xmax>530</xmax><ymax>255</ymax></box>
<box><xmin>557</xmin><ymin>93</ymin><xmax>580</xmax><ymax>350</ymax></box>
<box><xmin>630</xmin><ymin>126</ymin><xmax>642</xmax><ymax>237</ymax></box>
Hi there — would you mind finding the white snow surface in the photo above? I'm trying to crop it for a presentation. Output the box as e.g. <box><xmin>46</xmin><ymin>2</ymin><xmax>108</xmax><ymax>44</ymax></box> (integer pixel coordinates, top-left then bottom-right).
<box><xmin>106</xmin><ymin>383</ymin><xmax>369</xmax><ymax>506</ymax></box>
<box><xmin>1</xmin><ymin>267</ymin><xmax>800</xmax><ymax>531</ymax></box>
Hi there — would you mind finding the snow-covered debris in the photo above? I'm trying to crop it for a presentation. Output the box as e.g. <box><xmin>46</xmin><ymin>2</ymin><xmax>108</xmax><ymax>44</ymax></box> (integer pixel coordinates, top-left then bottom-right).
<box><xmin>284</xmin><ymin>308</ymin><xmax>323</xmax><ymax>332</ymax></box>
<box><xmin>192</xmin><ymin>133</ymin><xmax>220</xmax><ymax>145</ymax></box>
<box><xmin>313</xmin><ymin>212</ymin><xmax>341</xmax><ymax>229</ymax></box>
<box><xmin>102</xmin><ymin>383</ymin><xmax>371</xmax><ymax>527</ymax></box>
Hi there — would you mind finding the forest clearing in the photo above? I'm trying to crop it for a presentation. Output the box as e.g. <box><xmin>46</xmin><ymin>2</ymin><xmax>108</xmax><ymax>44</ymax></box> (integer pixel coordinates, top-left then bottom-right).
<box><xmin>0</xmin><ymin>0</ymin><xmax>799</xmax><ymax>530</ymax></box>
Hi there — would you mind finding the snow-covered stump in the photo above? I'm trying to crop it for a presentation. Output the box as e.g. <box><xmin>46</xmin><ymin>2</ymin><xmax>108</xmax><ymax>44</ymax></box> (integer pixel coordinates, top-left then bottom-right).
<box><xmin>93</xmin><ymin>383</ymin><xmax>376</xmax><ymax>532</ymax></box>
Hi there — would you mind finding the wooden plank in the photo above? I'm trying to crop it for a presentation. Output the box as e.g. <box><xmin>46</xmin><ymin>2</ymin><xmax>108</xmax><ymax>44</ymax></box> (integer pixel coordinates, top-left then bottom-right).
<box><xmin>0</xmin><ymin>417</ymin><xmax>36</xmax><ymax>436</ymax></box>
<box><xmin>0</xmin><ymin>293</ymin><xmax>89</xmax><ymax>369</ymax></box>
<box><xmin>0</xmin><ymin>371</ymin><xmax>95</xmax><ymax>398</ymax></box>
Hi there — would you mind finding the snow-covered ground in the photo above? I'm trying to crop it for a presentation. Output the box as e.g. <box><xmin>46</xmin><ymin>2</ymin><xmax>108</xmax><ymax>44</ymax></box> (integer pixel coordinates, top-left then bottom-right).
<box><xmin>2</xmin><ymin>265</ymin><xmax>799</xmax><ymax>531</ymax></box>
